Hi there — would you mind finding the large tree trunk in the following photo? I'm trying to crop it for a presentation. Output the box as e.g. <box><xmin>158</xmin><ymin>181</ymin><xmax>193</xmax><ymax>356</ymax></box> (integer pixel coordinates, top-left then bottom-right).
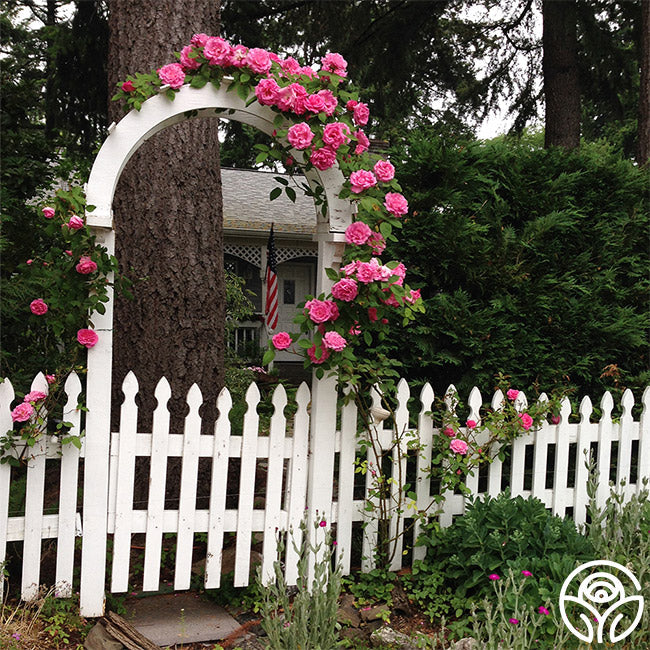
<box><xmin>542</xmin><ymin>0</ymin><xmax>581</xmax><ymax>149</ymax></box>
<box><xmin>638</xmin><ymin>0</ymin><xmax>650</xmax><ymax>165</ymax></box>
<box><xmin>107</xmin><ymin>0</ymin><xmax>224</xmax><ymax>433</ymax></box>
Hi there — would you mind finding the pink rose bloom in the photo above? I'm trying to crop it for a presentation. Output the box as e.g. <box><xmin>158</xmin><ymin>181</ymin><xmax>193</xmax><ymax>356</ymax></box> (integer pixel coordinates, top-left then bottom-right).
<box><xmin>383</xmin><ymin>293</ymin><xmax>400</xmax><ymax>307</ymax></box>
<box><xmin>345</xmin><ymin>221</ymin><xmax>372</xmax><ymax>245</ymax></box>
<box><xmin>322</xmin><ymin>122</ymin><xmax>351</xmax><ymax>150</ymax></box>
<box><xmin>392</xmin><ymin>262</ymin><xmax>407</xmax><ymax>282</ymax></box>
<box><xmin>24</xmin><ymin>391</ymin><xmax>47</xmax><ymax>403</ymax></box>
<box><xmin>342</xmin><ymin>261</ymin><xmax>359</xmax><ymax>277</ymax></box>
<box><xmin>26</xmin><ymin>259</ymin><xmax>33</xmax><ymax>265</ymax></box>
<box><xmin>350</xmin><ymin>170</ymin><xmax>377</xmax><ymax>194</ymax></box>
<box><xmin>349</xmin><ymin>322</ymin><xmax>361</xmax><ymax>335</ymax></box>
<box><xmin>65</xmin><ymin>250</ymin><xmax>72</xmax><ymax>256</ymax></box>
<box><xmin>327</xmin><ymin>301</ymin><xmax>340</xmax><ymax>321</ymax></box>
<box><xmin>77</xmin><ymin>328</ymin><xmax>99</xmax><ymax>348</ymax></box>
<box><xmin>307</xmin><ymin>299</ymin><xmax>336</xmax><ymax>323</ymax></box>
<box><xmin>550</xmin><ymin>415</ymin><xmax>561</xmax><ymax>424</ymax></box>
<box><xmin>304</xmin><ymin>93</ymin><xmax>326</xmax><ymax>114</ymax></box>
<box><xmin>30</xmin><ymin>299</ymin><xmax>48</xmax><ymax>316</ymax></box>
<box><xmin>310</xmin><ymin>147</ymin><xmax>337</xmax><ymax>171</ymax></box>
<box><xmin>368</xmin><ymin>231</ymin><xmax>386</xmax><ymax>254</ymax></box>
<box><xmin>203</xmin><ymin>37</ymin><xmax>231</xmax><ymax>66</ymax></box>
<box><xmin>46</xmin><ymin>374</ymin><xmax>56</xmax><ymax>384</ymax></box>
<box><xmin>373</xmin><ymin>160</ymin><xmax>395</xmax><ymax>182</ymax></box>
<box><xmin>255</xmin><ymin>78</ymin><xmax>280</xmax><ymax>106</ymax></box>
<box><xmin>353</xmin><ymin>102</ymin><xmax>370</xmax><ymax>126</ymax></box>
<box><xmin>507</xmin><ymin>389</ymin><xmax>520</xmax><ymax>401</ymax></box>
<box><xmin>375</xmin><ymin>264</ymin><xmax>394</xmax><ymax>282</ymax></box>
<box><xmin>68</xmin><ymin>215</ymin><xmax>84</xmax><ymax>230</ymax></box>
<box><xmin>42</xmin><ymin>207</ymin><xmax>55</xmax><ymax>219</ymax></box>
<box><xmin>356</xmin><ymin>261</ymin><xmax>379</xmax><ymax>284</ymax></box>
<box><xmin>317</xmin><ymin>89</ymin><xmax>338</xmax><ymax>116</ymax></box>
<box><xmin>191</xmin><ymin>33</ymin><xmax>210</xmax><ymax>47</ymax></box>
<box><xmin>466</xmin><ymin>419</ymin><xmax>477</xmax><ymax>429</ymax></box>
<box><xmin>321</xmin><ymin>52</ymin><xmax>348</xmax><ymax>77</ymax></box>
<box><xmin>443</xmin><ymin>426</ymin><xmax>456</xmax><ymax>438</ymax></box>
<box><xmin>246</xmin><ymin>48</ymin><xmax>272</xmax><ymax>74</ymax></box>
<box><xmin>450</xmin><ymin>438</ymin><xmax>468</xmax><ymax>455</ymax></box>
<box><xmin>368</xmin><ymin>307</ymin><xmax>378</xmax><ymax>322</ymax></box>
<box><xmin>384</xmin><ymin>192</ymin><xmax>409</xmax><ymax>217</ymax></box>
<box><xmin>300</xmin><ymin>66</ymin><xmax>316</xmax><ymax>79</ymax></box>
<box><xmin>519</xmin><ymin>413</ymin><xmax>534</xmax><ymax>430</ymax></box>
<box><xmin>180</xmin><ymin>45</ymin><xmax>201</xmax><ymax>70</ymax></box>
<box><xmin>157</xmin><ymin>63</ymin><xmax>185</xmax><ymax>89</ymax></box>
<box><xmin>121</xmin><ymin>80</ymin><xmax>135</xmax><ymax>92</ymax></box>
<box><xmin>280</xmin><ymin>56</ymin><xmax>301</xmax><ymax>75</ymax></box>
<box><xmin>11</xmin><ymin>402</ymin><xmax>34</xmax><ymax>423</ymax></box>
<box><xmin>354</xmin><ymin>129</ymin><xmax>369</xmax><ymax>155</ymax></box>
<box><xmin>346</xmin><ymin>100</ymin><xmax>358</xmax><ymax>111</ymax></box>
<box><xmin>307</xmin><ymin>344</ymin><xmax>330</xmax><ymax>364</ymax></box>
<box><xmin>271</xmin><ymin>331</ymin><xmax>292</xmax><ymax>350</ymax></box>
<box><xmin>76</xmin><ymin>256</ymin><xmax>98</xmax><ymax>274</ymax></box>
<box><xmin>228</xmin><ymin>44</ymin><xmax>249</xmax><ymax>67</ymax></box>
<box><xmin>323</xmin><ymin>331</ymin><xmax>347</xmax><ymax>351</ymax></box>
<box><xmin>277</xmin><ymin>83</ymin><xmax>308</xmax><ymax>113</ymax></box>
<box><xmin>331</xmin><ymin>278</ymin><xmax>358</xmax><ymax>302</ymax></box>
<box><xmin>287</xmin><ymin>122</ymin><xmax>314</xmax><ymax>150</ymax></box>
<box><xmin>405</xmin><ymin>289</ymin><xmax>421</xmax><ymax>304</ymax></box>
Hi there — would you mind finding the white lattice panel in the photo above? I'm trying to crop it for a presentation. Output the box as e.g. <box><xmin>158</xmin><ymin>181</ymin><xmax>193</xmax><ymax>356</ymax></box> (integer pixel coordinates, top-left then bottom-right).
<box><xmin>225</xmin><ymin>244</ymin><xmax>262</xmax><ymax>268</ymax></box>
<box><xmin>276</xmin><ymin>247</ymin><xmax>316</xmax><ymax>265</ymax></box>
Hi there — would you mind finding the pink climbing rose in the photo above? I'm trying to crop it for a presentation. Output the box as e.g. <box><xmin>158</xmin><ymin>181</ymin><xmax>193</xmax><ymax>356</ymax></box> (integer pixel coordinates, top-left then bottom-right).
<box><xmin>271</xmin><ymin>332</ymin><xmax>292</xmax><ymax>350</ymax></box>
<box><xmin>121</xmin><ymin>80</ymin><xmax>135</xmax><ymax>92</ymax></box>
<box><xmin>76</xmin><ymin>256</ymin><xmax>98</xmax><ymax>274</ymax></box>
<box><xmin>519</xmin><ymin>413</ymin><xmax>534</xmax><ymax>430</ymax></box>
<box><xmin>354</xmin><ymin>130</ymin><xmax>369</xmax><ymax>154</ymax></box>
<box><xmin>349</xmin><ymin>170</ymin><xmax>377</xmax><ymax>194</ymax></box>
<box><xmin>384</xmin><ymin>192</ymin><xmax>409</xmax><ymax>217</ymax></box>
<box><xmin>42</xmin><ymin>207</ymin><xmax>55</xmax><ymax>219</ymax></box>
<box><xmin>466</xmin><ymin>419</ymin><xmax>477</xmax><ymax>429</ymax></box>
<box><xmin>304</xmin><ymin>93</ymin><xmax>326</xmax><ymax>114</ymax></box>
<box><xmin>77</xmin><ymin>328</ymin><xmax>99</xmax><ymax>348</ymax></box>
<box><xmin>30</xmin><ymin>299</ymin><xmax>48</xmax><ymax>316</ymax></box>
<box><xmin>46</xmin><ymin>374</ymin><xmax>56</xmax><ymax>384</ymax></box>
<box><xmin>368</xmin><ymin>232</ymin><xmax>386</xmax><ymax>255</ymax></box>
<box><xmin>306</xmin><ymin>299</ymin><xmax>338</xmax><ymax>324</ymax></box>
<box><xmin>191</xmin><ymin>33</ymin><xmax>210</xmax><ymax>47</ymax></box>
<box><xmin>157</xmin><ymin>63</ymin><xmax>185</xmax><ymax>89</ymax></box>
<box><xmin>307</xmin><ymin>344</ymin><xmax>330</xmax><ymax>364</ymax></box>
<box><xmin>246</xmin><ymin>48</ymin><xmax>272</xmax><ymax>74</ymax></box>
<box><xmin>287</xmin><ymin>123</ymin><xmax>314</xmax><ymax>150</ymax></box>
<box><xmin>24</xmin><ymin>391</ymin><xmax>47</xmax><ymax>403</ymax></box>
<box><xmin>320</xmin><ymin>52</ymin><xmax>347</xmax><ymax>77</ymax></box>
<box><xmin>450</xmin><ymin>439</ymin><xmax>468</xmax><ymax>455</ymax></box>
<box><xmin>254</xmin><ymin>78</ymin><xmax>280</xmax><ymax>105</ymax></box>
<box><xmin>203</xmin><ymin>37</ymin><xmax>231</xmax><ymax>66</ymax></box>
<box><xmin>373</xmin><ymin>160</ymin><xmax>395</xmax><ymax>182</ymax></box>
<box><xmin>331</xmin><ymin>278</ymin><xmax>358</xmax><ymax>302</ymax></box>
<box><xmin>277</xmin><ymin>83</ymin><xmax>308</xmax><ymax>113</ymax></box>
<box><xmin>323</xmin><ymin>331</ymin><xmax>347</xmax><ymax>352</ymax></box>
<box><xmin>443</xmin><ymin>426</ymin><xmax>456</xmax><ymax>438</ymax></box>
<box><xmin>180</xmin><ymin>45</ymin><xmax>201</xmax><ymax>70</ymax></box>
<box><xmin>68</xmin><ymin>215</ymin><xmax>84</xmax><ymax>230</ymax></box>
<box><xmin>322</xmin><ymin>122</ymin><xmax>351</xmax><ymax>150</ymax></box>
<box><xmin>507</xmin><ymin>389</ymin><xmax>520</xmax><ymax>401</ymax></box>
<box><xmin>309</xmin><ymin>147</ymin><xmax>337</xmax><ymax>171</ymax></box>
<box><xmin>11</xmin><ymin>403</ymin><xmax>34</xmax><ymax>423</ymax></box>
<box><xmin>345</xmin><ymin>221</ymin><xmax>372</xmax><ymax>245</ymax></box>
<box><xmin>317</xmin><ymin>89</ymin><xmax>338</xmax><ymax>116</ymax></box>
<box><xmin>353</xmin><ymin>102</ymin><xmax>370</xmax><ymax>126</ymax></box>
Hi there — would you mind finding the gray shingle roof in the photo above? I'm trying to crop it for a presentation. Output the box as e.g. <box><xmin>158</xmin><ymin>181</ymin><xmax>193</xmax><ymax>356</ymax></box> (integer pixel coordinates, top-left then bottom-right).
<box><xmin>222</xmin><ymin>168</ymin><xmax>317</xmax><ymax>235</ymax></box>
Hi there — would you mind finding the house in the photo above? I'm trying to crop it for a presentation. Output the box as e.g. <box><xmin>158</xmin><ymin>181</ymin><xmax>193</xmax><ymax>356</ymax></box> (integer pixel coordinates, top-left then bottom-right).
<box><xmin>222</xmin><ymin>167</ymin><xmax>318</xmax><ymax>370</ymax></box>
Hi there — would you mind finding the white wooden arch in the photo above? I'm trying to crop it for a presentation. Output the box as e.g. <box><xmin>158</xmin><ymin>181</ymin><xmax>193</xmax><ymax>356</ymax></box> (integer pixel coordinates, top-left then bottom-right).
<box><xmin>80</xmin><ymin>79</ymin><xmax>351</xmax><ymax>615</ymax></box>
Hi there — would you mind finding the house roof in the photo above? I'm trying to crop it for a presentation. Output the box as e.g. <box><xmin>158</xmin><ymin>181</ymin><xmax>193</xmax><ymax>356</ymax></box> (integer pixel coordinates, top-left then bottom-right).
<box><xmin>222</xmin><ymin>168</ymin><xmax>317</xmax><ymax>235</ymax></box>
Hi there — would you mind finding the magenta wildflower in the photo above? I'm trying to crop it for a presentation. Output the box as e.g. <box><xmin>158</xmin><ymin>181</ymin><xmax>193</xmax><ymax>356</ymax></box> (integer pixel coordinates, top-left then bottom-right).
<box><xmin>488</xmin><ymin>573</ymin><xmax>500</xmax><ymax>581</ymax></box>
<box><xmin>521</xmin><ymin>570</ymin><xmax>533</xmax><ymax>577</ymax></box>
<box><xmin>509</xmin><ymin>618</ymin><xmax>519</xmax><ymax>625</ymax></box>
<box><xmin>538</xmin><ymin>606</ymin><xmax>549</xmax><ymax>615</ymax></box>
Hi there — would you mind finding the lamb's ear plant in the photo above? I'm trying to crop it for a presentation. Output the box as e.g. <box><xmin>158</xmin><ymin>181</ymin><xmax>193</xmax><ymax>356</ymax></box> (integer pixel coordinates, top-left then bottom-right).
<box><xmin>256</xmin><ymin>515</ymin><xmax>342</xmax><ymax>650</ymax></box>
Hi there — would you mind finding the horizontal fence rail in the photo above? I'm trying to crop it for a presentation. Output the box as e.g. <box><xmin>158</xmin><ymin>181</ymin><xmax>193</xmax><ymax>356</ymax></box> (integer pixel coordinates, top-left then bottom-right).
<box><xmin>1</xmin><ymin>372</ymin><xmax>648</xmax><ymax>614</ymax></box>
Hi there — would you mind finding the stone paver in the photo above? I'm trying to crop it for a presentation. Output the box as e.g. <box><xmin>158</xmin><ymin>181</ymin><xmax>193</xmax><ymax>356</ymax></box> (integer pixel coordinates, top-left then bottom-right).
<box><xmin>124</xmin><ymin>592</ymin><xmax>241</xmax><ymax>646</ymax></box>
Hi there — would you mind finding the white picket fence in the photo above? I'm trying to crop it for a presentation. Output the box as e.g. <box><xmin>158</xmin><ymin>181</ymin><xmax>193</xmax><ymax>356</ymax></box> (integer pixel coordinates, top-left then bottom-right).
<box><xmin>1</xmin><ymin>371</ymin><xmax>649</xmax><ymax>616</ymax></box>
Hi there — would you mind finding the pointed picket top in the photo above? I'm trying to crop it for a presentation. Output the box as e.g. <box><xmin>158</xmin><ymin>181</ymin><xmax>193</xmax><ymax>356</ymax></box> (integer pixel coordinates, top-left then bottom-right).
<box><xmin>579</xmin><ymin>395</ymin><xmax>593</xmax><ymax>423</ymax></box>
<box><xmin>295</xmin><ymin>381</ymin><xmax>311</xmax><ymax>410</ymax></box>
<box><xmin>491</xmin><ymin>389</ymin><xmax>505</xmax><ymax>412</ymax></box>
<box><xmin>620</xmin><ymin>388</ymin><xmax>634</xmax><ymax>419</ymax></box>
<box><xmin>245</xmin><ymin>380</ymin><xmax>261</xmax><ymax>407</ymax></box>
<box><xmin>419</xmin><ymin>383</ymin><xmax>434</xmax><ymax>415</ymax></box>
<box><xmin>600</xmin><ymin>391</ymin><xmax>614</xmax><ymax>421</ymax></box>
<box><xmin>396</xmin><ymin>378</ymin><xmax>410</xmax><ymax>411</ymax></box>
<box><xmin>186</xmin><ymin>383</ymin><xmax>203</xmax><ymax>415</ymax></box>
<box><xmin>216</xmin><ymin>385</ymin><xmax>233</xmax><ymax>417</ymax></box>
<box><xmin>467</xmin><ymin>386</ymin><xmax>482</xmax><ymax>423</ymax></box>
<box><xmin>154</xmin><ymin>376</ymin><xmax>172</xmax><ymax>407</ymax></box>
<box><xmin>0</xmin><ymin>378</ymin><xmax>15</xmax><ymax>406</ymax></box>
<box><xmin>271</xmin><ymin>382</ymin><xmax>288</xmax><ymax>413</ymax></box>
<box><xmin>643</xmin><ymin>386</ymin><xmax>650</xmax><ymax>416</ymax></box>
<box><xmin>559</xmin><ymin>396</ymin><xmax>572</xmax><ymax>421</ymax></box>
<box><xmin>444</xmin><ymin>384</ymin><xmax>458</xmax><ymax>413</ymax></box>
<box><xmin>30</xmin><ymin>372</ymin><xmax>49</xmax><ymax>394</ymax></box>
<box><xmin>121</xmin><ymin>371</ymin><xmax>139</xmax><ymax>401</ymax></box>
<box><xmin>63</xmin><ymin>372</ymin><xmax>82</xmax><ymax>412</ymax></box>
<box><xmin>538</xmin><ymin>392</ymin><xmax>548</xmax><ymax>404</ymax></box>
<box><xmin>513</xmin><ymin>391</ymin><xmax>528</xmax><ymax>412</ymax></box>
<box><xmin>370</xmin><ymin>384</ymin><xmax>383</xmax><ymax>411</ymax></box>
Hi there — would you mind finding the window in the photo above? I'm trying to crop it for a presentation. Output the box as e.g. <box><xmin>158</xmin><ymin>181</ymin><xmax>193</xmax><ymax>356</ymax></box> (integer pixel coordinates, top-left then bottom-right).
<box><xmin>225</xmin><ymin>254</ymin><xmax>262</xmax><ymax>312</ymax></box>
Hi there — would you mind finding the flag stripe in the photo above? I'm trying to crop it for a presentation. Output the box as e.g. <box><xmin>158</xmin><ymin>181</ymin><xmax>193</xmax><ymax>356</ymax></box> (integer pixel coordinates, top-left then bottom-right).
<box><xmin>265</xmin><ymin>225</ymin><xmax>279</xmax><ymax>331</ymax></box>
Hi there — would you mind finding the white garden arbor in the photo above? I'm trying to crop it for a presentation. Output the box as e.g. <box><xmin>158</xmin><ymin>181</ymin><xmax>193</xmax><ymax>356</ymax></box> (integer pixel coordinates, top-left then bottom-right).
<box><xmin>80</xmin><ymin>80</ymin><xmax>352</xmax><ymax>614</ymax></box>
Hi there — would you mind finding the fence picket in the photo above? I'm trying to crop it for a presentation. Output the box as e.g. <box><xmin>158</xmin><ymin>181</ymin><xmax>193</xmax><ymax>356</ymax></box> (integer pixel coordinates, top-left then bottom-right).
<box><xmin>552</xmin><ymin>398</ymin><xmax>573</xmax><ymax>518</ymax></box>
<box><xmin>0</xmin><ymin>379</ymin><xmax>15</xmax><ymax>603</ymax></box>
<box><xmin>234</xmin><ymin>382</ymin><xmax>260</xmax><ymax>587</ymax></box>
<box><xmin>55</xmin><ymin>372</ymin><xmax>82</xmax><ymax>597</ymax></box>
<box><xmin>111</xmin><ymin>372</ymin><xmax>139</xmax><ymax>593</ymax></box>
<box><xmin>618</xmin><ymin>390</ymin><xmax>635</xmax><ymax>496</ymax></box>
<box><xmin>142</xmin><ymin>377</ymin><xmax>171</xmax><ymax>592</ymax></box>
<box><xmin>596</xmin><ymin>392</ymin><xmax>614</xmax><ymax>507</ymax></box>
<box><xmin>205</xmin><ymin>387</ymin><xmax>232</xmax><ymax>589</ymax></box>
<box><xmin>174</xmin><ymin>384</ymin><xmax>202</xmax><ymax>590</ymax></box>
<box><xmin>573</xmin><ymin>396</ymin><xmax>593</xmax><ymax>526</ymax></box>
<box><xmin>413</xmin><ymin>383</ymin><xmax>434</xmax><ymax>562</ymax></box>
<box><xmin>639</xmin><ymin>387</ymin><xmax>650</xmax><ymax>492</ymax></box>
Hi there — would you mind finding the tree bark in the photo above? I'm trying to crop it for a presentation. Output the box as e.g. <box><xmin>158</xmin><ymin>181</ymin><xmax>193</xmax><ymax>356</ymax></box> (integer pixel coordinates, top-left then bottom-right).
<box><xmin>542</xmin><ymin>0</ymin><xmax>581</xmax><ymax>149</ymax></box>
<box><xmin>638</xmin><ymin>0</ymin><xmax>650</xmax><ymax>165</ymax></box>
<box><xmin>107</xmin><ymin>0</ymin><xmax>224</xmax><ymax>432</ymax></box>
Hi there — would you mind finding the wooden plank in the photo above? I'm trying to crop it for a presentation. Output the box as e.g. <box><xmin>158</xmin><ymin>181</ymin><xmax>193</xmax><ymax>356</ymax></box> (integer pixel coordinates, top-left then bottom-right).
<box><xmin>638</xmin><ymin>387</ymin><xmax>650</xmax><ymax>492</ymax></box>
<box><xmin>111</xmin><ymin>372</ymin><xmax>139</xmax><ymax>593</ymax></box>
<box><xmin>464</xmin><ymin>387</ymin><xmax>485</xmax><ymax>497</ymax></box>
<box><xmin>205</xmin><ymin>387</ymin><xmax>232</xmax><ymax>589</ymax></box>
<box><xmin>174</xmin><ymin>384</ymin><xmax>202</xmax><ymax>591</ymax></box>
<box><xmin>617</xmin><ymin>390</ymin><xmax>634</xmax><ymax>489</ymax></box>
<box><xmin>552</xmin><ymin>398</ymin><xmax>573</xmax><ymax>518</ymax></box>
<box><xmin>55</xmin><ymin>372</ymin><xmax>82</xmax><ymax>597</ymax></box>
<box><xmin>234</xmin><ymin>382</ymin><xmax>260</xmax><ymax>587</ymax></box>
<box><xmin>260</xmin><ymin>384</ymin><xmax>287</xmax><ymax>584</ymax></box>
<box><xmin>0</xmin><ymin>378</ymin><xmax>15</xmax><ymax>602</ymax></box>
<box><xmin>573</xmin><ymin>396</ymin><xmax>594</xmax><ymax>526</ymax></box>
<box><xmin>142</xmin><ymin>377</ymin><xmax>171</xmax><ymax>592</ymax></box>
<box><xmin>284</xmin><ymin>382</ymin><xmax>310</xmax><ymax>585</ymax></box>
<box><xmin>596</xmin><ymin>392</ymin><xmax>614</xmax><ymax>508</ymax></box>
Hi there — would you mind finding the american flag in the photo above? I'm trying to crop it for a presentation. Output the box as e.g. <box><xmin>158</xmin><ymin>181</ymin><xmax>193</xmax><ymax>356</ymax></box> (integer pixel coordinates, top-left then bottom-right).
<box><xmin>265</xmin><ymin>224</ymin><xmax>279</xmax><ymax>331</ymax></box>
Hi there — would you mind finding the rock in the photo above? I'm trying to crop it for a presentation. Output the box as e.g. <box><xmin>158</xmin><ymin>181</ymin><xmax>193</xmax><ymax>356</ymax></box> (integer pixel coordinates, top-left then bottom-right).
<box><xmin>339</xmin><ymin>627</ymin><xmax>369</xmax><ymax>644</ymax></box>
<box><xmin>453</xmin><ymin>637</ymin><xmax>480</xmax><ymax>650</ymax></box>
<box><xmin>220</xmin><ymin>546</ymin><xmax>263</xmax><ymax>577</ymax></box>
<box><xmin>337</xmin><ymin>601</ymin><xmax>361</xmax><ymax>627</ymax></box>
<box><xmin>359</xmin><ymin>603</ymin><xmax>391</xmax><ymax>623</ymax></box>
<box><xmin>84</xmin><ymin>622</ymin><xmax>125</xmax><ymax>650</ymax></box>
<box><xmin>370</xmin><ymin>626</ymin><xmax>419</xmax><ymax>650</ymax></box>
